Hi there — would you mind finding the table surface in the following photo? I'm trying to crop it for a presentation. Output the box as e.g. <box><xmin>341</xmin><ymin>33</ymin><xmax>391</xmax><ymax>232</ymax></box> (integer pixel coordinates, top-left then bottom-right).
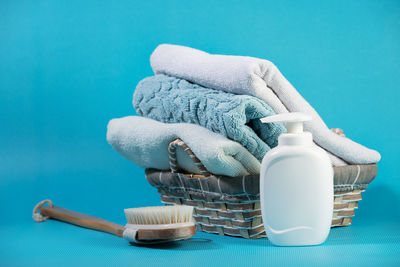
<box><xmin>1</xmin><ymin>215</ymin><xmax>399</xmax><ymax>267</ymax></box>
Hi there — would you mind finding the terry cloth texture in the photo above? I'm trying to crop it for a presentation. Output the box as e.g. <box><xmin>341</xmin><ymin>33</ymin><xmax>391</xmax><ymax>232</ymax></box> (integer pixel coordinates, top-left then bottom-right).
<box><xmin>133</xmin><ymin>74</ymin><xmax>285</xmax><ymax>161</ymax></box>
<box><xmin>150</xmin><ymin>44</ymin><xmax>381</xmax><ymax>165</ymax></box>
<box><xmin>107</xmin><ymin>116</ymin><xmax>261</xmax><ymax>177</ymax></box>
<box><xmin>145</xmin><ymin>164</ymin><xmax>378</xmax><ymax>202</ymax></box>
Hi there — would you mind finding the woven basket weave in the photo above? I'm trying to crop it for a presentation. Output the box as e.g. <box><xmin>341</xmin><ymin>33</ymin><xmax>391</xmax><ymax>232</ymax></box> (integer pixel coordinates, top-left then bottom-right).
<box><xmin>145</xmin><ymin>138</ymin><xmax>377</xmax><ymax>239</ymax></box>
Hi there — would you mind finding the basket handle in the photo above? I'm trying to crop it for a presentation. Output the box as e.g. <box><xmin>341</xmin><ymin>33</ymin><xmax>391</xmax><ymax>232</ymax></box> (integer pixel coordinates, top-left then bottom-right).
<box><xmin>167</xmin><ymin>129</ymin><xmax>343</xmax><ymax>177</ymax></box>
<box><xmin>331</xmin><ymin>128</ymin><xmax>345</xmax><ymax>137</ymax></box>
<box><xmin>168</xmin><ymin>139</ymin><xmax>211</xmax><ymax>177</ymax></box>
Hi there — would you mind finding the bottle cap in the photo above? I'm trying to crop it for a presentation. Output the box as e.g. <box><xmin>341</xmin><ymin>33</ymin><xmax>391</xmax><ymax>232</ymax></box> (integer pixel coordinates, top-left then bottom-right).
<box><xmin>261</xmin><ymin>112</ymin><xmax>312</xmax><ymax>134</ymax></box>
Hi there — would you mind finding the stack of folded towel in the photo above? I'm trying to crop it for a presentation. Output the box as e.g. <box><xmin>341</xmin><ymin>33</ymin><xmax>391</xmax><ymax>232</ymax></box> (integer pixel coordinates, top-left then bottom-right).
<box><xmin>107</xmin><ymin>44</ymin><xmax>381</xmax><ymax>177</ymax></box>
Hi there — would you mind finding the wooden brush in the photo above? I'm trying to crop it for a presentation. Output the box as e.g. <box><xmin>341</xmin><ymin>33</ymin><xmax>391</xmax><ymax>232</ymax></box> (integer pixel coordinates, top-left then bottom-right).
<box><xmin>33</xmin><ymin>200</ymin><xmax>196</xmax><ymax>244</ymax></box>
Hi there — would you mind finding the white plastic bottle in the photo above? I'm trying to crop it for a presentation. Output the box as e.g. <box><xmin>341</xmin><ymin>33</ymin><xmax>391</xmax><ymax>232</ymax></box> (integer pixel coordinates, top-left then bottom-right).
<box><xmin>260</xmin><ymin>112</ymin><xmax>333</xmax><ymax>246</ymax></box>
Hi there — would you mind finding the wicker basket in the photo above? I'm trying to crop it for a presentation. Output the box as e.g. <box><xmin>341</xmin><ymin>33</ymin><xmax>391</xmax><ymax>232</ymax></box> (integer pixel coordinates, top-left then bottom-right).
<box><xmin>145</xmin><ymin>139</ymin><xmax>377</xmax><ymax>239</ymax></box>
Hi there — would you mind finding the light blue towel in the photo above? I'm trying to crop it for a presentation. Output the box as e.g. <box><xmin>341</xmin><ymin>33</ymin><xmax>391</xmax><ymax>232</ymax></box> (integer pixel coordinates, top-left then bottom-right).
<box><xmin>107</xmin><ymin>116</ymin><xmax>261</xmax><ymax>176</ymax></box>
<box><xmin>133</xmin><ymin>74</ymin><xmax>285</xmax><ymax>161</ymax></box>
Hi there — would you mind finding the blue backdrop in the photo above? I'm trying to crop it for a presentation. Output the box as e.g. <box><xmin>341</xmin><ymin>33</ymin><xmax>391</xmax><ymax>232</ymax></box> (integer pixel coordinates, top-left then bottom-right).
<box><xmin>1</xmin><ymin>0</ymin><xmax>399</xmax><ymax>266</ymax></box>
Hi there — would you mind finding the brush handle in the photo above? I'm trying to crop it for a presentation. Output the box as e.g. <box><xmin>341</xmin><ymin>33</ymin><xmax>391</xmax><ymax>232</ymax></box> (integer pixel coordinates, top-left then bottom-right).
<box><xmin>40</xmin><ymin>206</ymin><xmax>125</xmax><ymax>237</ymax></box>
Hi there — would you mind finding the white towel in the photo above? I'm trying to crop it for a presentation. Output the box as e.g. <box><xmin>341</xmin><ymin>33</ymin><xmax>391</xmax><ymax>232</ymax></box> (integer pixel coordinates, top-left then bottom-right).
<box><xmin>107</xmin><ymin>116</ymin><xmax>261</xmax><ymax>177</ymax></box>
<box><xmin>150</xmin><ymin>44</ymin><xmax>381</xmax><ymax>164</ymax></box>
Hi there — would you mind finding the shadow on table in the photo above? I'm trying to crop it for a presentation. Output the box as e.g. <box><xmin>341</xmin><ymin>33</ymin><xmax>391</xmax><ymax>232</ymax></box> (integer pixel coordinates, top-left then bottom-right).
<box><xmin>130</xmin><ymin>238</ymin><xmax>219</xmax><ymax>250</ymax></box>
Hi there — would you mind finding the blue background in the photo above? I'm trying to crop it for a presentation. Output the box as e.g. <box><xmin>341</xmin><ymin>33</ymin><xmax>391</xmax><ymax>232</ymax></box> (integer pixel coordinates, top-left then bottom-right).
<box><xmin>1</xmin><ymin>0</ymin><xmax>399</xmax><ymax>266</ymax></box>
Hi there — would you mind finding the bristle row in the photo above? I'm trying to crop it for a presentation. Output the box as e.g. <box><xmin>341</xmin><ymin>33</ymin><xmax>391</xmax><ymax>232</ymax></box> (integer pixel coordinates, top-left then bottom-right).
<box><xmin>124</xmin><ymin>205</ymin><xmax>193</xmax><ymax>225</ymax></box>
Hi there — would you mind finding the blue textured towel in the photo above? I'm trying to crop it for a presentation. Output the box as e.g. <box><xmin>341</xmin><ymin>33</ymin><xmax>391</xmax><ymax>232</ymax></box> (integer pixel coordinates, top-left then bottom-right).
<box><xmin>133</xmin><ymin>75</ymin><xmax>285</xmax><ymax>161</ymax></box>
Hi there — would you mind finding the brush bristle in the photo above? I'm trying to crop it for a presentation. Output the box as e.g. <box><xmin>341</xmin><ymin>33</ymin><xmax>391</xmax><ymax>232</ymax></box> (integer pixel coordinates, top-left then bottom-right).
<box><xmin>124</xmin><ymin>205</ymin><xmax>194</xmax><ymax>225</ymax></box>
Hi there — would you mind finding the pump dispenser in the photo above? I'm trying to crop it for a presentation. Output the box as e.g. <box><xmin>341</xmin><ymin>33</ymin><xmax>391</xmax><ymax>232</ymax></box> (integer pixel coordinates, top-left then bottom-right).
<box><xmin>260</xmin><ymin>112</ymin><xmax>333</xmax><ymax>246</ymax></box>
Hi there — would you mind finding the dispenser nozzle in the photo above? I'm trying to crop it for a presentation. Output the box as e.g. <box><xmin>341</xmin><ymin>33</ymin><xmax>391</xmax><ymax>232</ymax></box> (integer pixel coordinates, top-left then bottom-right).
<box><xmin>260</xmin><ymin>112</ymin><xmax>312</xmax><ymax>134</ymax></box>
